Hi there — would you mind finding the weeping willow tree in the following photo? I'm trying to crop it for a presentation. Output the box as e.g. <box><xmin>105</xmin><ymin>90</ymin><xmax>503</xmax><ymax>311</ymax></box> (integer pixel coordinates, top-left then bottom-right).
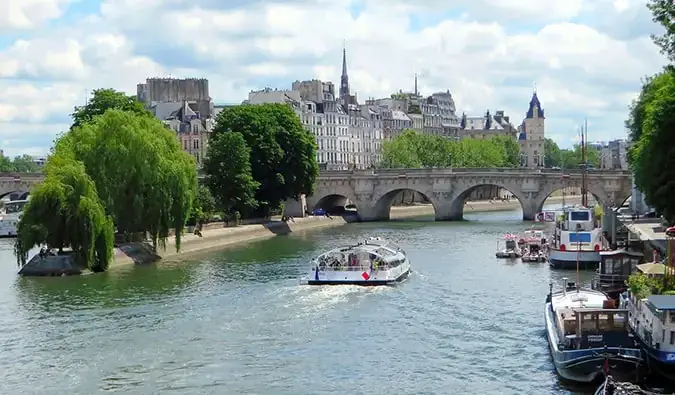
<box><xmin>51</xmin><ymin>109</ymin><xmax>197</xmax><ymax>252</ymax></box>
<box><xmin>14</xmin><ymin>157</ymin><xmax>115</xmax><ymax>271</ymax></box>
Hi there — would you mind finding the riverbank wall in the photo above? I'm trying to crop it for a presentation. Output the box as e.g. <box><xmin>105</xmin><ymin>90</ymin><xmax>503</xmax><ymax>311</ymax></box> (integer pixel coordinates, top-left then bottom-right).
<box><xmin>109</xmin><ymin>194</ymin><xmax>581</xmax><ymax>269</ymax></box>
<box><xmin>111</xmin><ymin>215</ymin><xmax>348</xmax><ymax>268</ymax></box>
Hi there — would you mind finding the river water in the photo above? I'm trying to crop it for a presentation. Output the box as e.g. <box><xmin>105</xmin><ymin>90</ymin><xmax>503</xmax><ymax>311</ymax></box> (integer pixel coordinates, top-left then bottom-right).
<box><xmin>0</xmin><ymin>205</ymin><xmax>600</xmax><ymax>395</ymax></box>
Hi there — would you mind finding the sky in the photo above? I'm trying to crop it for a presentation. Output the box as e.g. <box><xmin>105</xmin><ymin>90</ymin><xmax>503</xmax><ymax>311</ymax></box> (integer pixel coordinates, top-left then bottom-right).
<box><xmin>0</xmin><ymin>0</ymin><xmax>668</xmax><ymax>158</ymax></box>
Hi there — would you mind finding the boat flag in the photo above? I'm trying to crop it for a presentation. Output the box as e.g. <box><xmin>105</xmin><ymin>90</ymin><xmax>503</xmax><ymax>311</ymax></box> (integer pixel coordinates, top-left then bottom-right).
<box><xmin>603</xmin><ymin>357</ymin><xmax>610</xmax><ymax>376</ymax></box>
<box><xmin>314</xmin><ymin>266</ymin><xmax>319</xmax><ymax>281</ymax></box>
<box><xmin>361</xmin><ymin>271</ymin><xmax>370</xmax><ymax>280</ymax></box>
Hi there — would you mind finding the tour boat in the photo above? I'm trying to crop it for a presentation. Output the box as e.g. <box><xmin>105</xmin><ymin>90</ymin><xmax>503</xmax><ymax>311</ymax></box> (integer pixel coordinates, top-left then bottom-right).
<box><xmin>549</xmin><ymin>205</ymin><xmax>604</xmax><ymax>270</ymax></box>
<box><xmin>545</xmin><ymin>277</ymin><xmax>642</xmax><ymax>383</ymax></box>
<box><xmin>495</xmin><ymin>234</ymin><xmax>522</xmax><ymax>258</ymax></box>
<box><xmin>306</xmin><ymin>237</ymin><xmax>410</xmax><ymax>286</ymax></box>
<box><xmin>519</xmin><ymin>229</ymin><xmax>548</xmax><ymax>262</ymax></box>
<box><xmin>0</xmin><ymin>199</ymin><xmax>29</xmax><ymax>238</ymax></box>
<box><xmin>620</xmin><ymin>293</ymin><xmax>675</xmax><ymax>381</ymax></box>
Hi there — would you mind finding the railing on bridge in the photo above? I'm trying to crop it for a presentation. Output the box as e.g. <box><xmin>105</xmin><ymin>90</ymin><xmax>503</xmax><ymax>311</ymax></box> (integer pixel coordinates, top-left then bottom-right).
<box><xmin>0</xmin><ymin>172</ymin><xmax>43</xmax><ymax>180</ymax></box>
<box><xmin>318</xmin><ymin>168</ymin><xmax>632</xmax><ymax>177</ymax></box>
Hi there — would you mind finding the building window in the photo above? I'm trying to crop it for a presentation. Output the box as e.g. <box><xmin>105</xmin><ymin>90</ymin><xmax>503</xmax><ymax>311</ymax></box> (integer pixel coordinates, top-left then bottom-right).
<box><xmin>183</xmin><ymin>140</ymin><xmax>188</xmax><ymax>150</ymax></box>
<box><xmin>193</xmin><ymin>140</ymin><xmax>199</xmax><ymax>150</ymax></box>
<box><xmin>670</xmin><ymin>331</ymin><xmax>675</xmax><ymax>345</ymax></box>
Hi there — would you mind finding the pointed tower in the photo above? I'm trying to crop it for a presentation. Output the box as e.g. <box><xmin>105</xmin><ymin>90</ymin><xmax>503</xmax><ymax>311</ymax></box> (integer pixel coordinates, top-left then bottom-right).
<box><xmin>339</xmin><ymin>46</ymin><xmax>350</xmax><ymax>103</ymax></box>
<box><xmin>520</xmin><ymin>89</ymin><xmax>546</xmax><ymax>168</ymax></box>
<box><xmin>414</xmin><ymin>73</ymin><xmax>418</xmax><ymax>96</ymax></box>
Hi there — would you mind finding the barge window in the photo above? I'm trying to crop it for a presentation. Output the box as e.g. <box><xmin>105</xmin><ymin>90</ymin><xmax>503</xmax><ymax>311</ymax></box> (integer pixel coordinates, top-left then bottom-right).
<box><xmin>671</xmin><ymin>331</ymin><xmax>675</xmax><ymax>345</ymax></box>
<box><xmin>670</xmin><ymin>312</ymin><xmax>675</xmax><ymax>324</ymax></box>
<box><xmin>570</xmin><ymin>211</ymin><xmax>590</xmax><ymax>221</ymax></box>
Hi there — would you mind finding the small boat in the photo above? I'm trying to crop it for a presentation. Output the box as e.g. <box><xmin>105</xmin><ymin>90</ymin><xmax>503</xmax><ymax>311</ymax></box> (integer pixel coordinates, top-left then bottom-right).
<box><xmin>620</xmin><ymin>293</ymin><xmax>675</xmax><ymax>381</ymax></box>
<box><xmin>522</xmin><ymin>243</ymin><xmax>547</xmax><ymax>263</ymax></box>
<box><xmin>496</xmin><ymin>234</ymin><xmax>522</xmax><ymax>258</ymax></box>
<box><xmin>545</xmin><ymin>277</ymin><xmax>643</xmax><ymax>383</ymax></box>
<box><xmin>306</xmin><ymin>237</ymin><xmax>410</xmax><ymax>286</ymax></box>
<box><xmin>0</xmin><ymin>199</ymin><xmax>28</xmax><ymax>238</ymax></box>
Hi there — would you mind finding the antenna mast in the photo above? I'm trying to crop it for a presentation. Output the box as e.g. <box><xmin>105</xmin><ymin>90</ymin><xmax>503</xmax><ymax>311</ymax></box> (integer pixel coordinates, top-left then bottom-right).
<box><xmin>581</xmin><ymin>119</ymin><xmax>588</xmax><ymax>207</ymax></box>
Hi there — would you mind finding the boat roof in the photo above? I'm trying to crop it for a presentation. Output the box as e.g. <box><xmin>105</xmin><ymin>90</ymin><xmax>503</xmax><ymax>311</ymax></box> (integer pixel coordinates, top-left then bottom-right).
<box><xmin>5</xmin><ymin>199</ymin><xmax>28</xmax><ymax>204</ymax></box>
<box><xmin>647</xmin><ymin>295</ymin><xmax>675</xmax><ymax>311</ymax></box>
<box><xmin>600</xmin><ymin>249</ymin><xmax>643</xmax><ymax>258</ymax></box>
<box><xmin>318</xmin><ymin>237</ymin><xmax>404</xmax><ymax>259</ymax></box>
<box><xmin>551</xmin><ymin>289</ymin><xmax>608</xmax><ymax>310</ymax></box>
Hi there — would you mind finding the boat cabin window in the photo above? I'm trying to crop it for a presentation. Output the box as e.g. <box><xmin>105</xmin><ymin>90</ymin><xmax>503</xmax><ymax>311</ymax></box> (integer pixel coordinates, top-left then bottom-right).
<box><xmin>5</xmin><ymin>201</ymin><xmax>26</xmax><ymax>213</ymax></box>
<box><xmin>505</xmin><ymin>240</ymin><xmax>516</xmax><ymax>250</ymax></box>
<box><xmin>570</xmin><ymin>211</ymin><xmax>590</xmax><ymax>221</ymax></box>
<box><xmin>577</xmin><ymin>311</ymin><xmax>627</xmax><ymax>334</ymax></box>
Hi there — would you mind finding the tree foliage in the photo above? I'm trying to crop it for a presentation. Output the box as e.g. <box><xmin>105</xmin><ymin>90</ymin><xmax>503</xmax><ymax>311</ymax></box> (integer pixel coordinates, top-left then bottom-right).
<box><xmin>627</xmin><ymin>272</ymin><xmax>664</xmax><ymax>299</ymax></box>
<box><xmin>14</xmin><ymin>157</ymin><xmax>114</xmax><ymax>271</ymax></box>
<box><xmin>628</xmin><ymin>69</ymin><xmax>675</xmax><ymax>222</ymax></box>
<box><xmin>647</xmin><ymin>0</ymin><xmax>675</xmax><ymax>63</ymax></box>
<box><xmin>53</xmin><ymin>109</ymin><xmax>197</xmax><ymax>251</ymax></box>
<box><xmin>203</xmin><ymin>132</ymin><xmax>259</xmax><ymax>214</ymax></box>
<box><xmin>544</xmin><ymin>138</ymin><xmax>600</xmax><ymax>169</ymax></box>
<box><xmin>71</xmin><ymin>88</ymin><xmax>151</xmax><ymax>129</ymax></box>
<box><xmin>208</xmin><ymin>104</ymin><xmax>318</xmax><ymax>216</ymax></box>
<box><xmin>0</xmin><ymin>154</ymin><xmax>41</xmax><ymax>173</ymax></box>
<box><xmin>380</xmin><ymin>129</ymin><xmax>520</xmax><ymax>168</ymax></box>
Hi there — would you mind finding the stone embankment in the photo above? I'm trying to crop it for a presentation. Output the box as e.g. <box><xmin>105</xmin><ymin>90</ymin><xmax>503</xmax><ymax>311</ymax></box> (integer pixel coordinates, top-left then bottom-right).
<box><xmin>111</xmin><ymin>215</ymin><xmax>347</xmax><ymax>268</ymax></box>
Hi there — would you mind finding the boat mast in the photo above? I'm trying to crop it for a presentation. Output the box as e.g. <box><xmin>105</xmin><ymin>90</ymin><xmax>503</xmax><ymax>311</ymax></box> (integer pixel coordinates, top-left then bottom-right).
<box><xmin>581</xmin><ymin>120</ymin><xmax>588</xmax><ymax>207</ymax></box>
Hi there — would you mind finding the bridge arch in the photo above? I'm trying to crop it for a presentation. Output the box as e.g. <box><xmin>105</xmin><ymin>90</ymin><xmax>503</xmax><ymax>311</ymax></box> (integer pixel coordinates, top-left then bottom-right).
<box><xmin>449</xmin><ymin>181</ymin><xmax>532</xmax><ymax>221</ymax></box>
<box><xmin>371</xmin><ymin>187</ymin><xmax>438</xmax><ymax>221</ymax></box>
<box><xmin>0</xmin><ymin>190</ymin><xmax>30</xmax><ymax>200</ymax></box>
<box><xmin>309</xmin><ymin>184</ymin><xmax>359</xmax><ymax>216</ymax></box>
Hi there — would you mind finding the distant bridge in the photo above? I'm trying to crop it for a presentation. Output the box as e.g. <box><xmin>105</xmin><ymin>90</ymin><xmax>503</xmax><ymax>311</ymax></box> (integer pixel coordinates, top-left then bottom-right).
<box><xmin>0</xmin><ymin>172</ymin><xmax>43</xmax><ymax>200</ymax></box>
<box><xmin>284</xmin><ymin>167</ymin><xmax>633</xmax><ymax>221</ymax></box>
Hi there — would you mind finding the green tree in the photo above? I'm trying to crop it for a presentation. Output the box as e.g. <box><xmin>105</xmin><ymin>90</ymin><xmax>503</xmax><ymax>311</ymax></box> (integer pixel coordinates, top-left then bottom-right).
<box><xmin>0</xmin><ymin>155</ymin><xmax>14</xmax><ymax>172</ymax></box>
<box><xmin>203</xmin><ymin>132</ymin><xmax>259</xmax><ymax>215</ymax></box>
<box><xmin>11</xmin><ymin>155</ymin><xmax>40</xmax><ymax>173</ymax></box>
<box><xmin>544</xmin><ymin>138</ymin><xmax>562</xmax><ymax>167</ymax></box>
<box><xmin>629</xmin><ymin>69</ymin><xmax>675</xmax><ymax>222</ymax></box>
<box><xmin>14</xmin><ymin>157</ymin><xmax>114</xmax><ymax>271</ymax></box>
<box><xmin>211</xmin><ymin>104</ymin><xmax>318</xmax><ymax>216</ymax></box>
<box><xmin>647</xmin><ymin>0</ymin><xmax>675</xmax><ymax>62</ymax></box>
<box><xmin>53</xmin><ymin>109</ymin><xmax>197</xmax><ymax>251</ymax></box>
<box><xmin>380</xmin><ymin>129</ymin><xmax>518</xmax><ymax>168</ymax></box>
<box><xmin>627</xmin><ymin>272</ymin><xmax>664</xmax><ymax>299</ymax></box>
<box><xmin>490</xmin><ymin>135</ymin><xmax>520</xmax><ymax>167</ymax></box>
<box><xmin>71</xmin><ymin>88</ymin><xmax>151</xmax><ymax>129</ymax></box>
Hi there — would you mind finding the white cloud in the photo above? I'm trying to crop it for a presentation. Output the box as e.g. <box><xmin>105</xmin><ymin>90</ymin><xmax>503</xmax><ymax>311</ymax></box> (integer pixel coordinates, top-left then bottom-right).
<box><xmin>0</xmin><ymin>0</ymin><xmax>668</xmax><ymax>153</ymax></box>
<box><xmin>0</xmin><ymin>0</ymin><xmax>75</xmax><ymax>31</ymax></box>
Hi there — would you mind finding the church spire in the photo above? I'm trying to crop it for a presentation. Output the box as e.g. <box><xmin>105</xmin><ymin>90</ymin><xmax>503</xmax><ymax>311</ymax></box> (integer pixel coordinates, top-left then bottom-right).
<box><xmin>414</xmin><ymin>73</ymin><xmax>418</xmax><ymax>96</ymax></box>
<box><xmin>340</xmin><ymin>43</ymin><xmax>350</xmax><ymax>101</ymax></box>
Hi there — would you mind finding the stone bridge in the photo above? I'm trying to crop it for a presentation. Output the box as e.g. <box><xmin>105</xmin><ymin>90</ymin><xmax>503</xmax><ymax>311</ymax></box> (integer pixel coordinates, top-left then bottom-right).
<box><xmin>284</xmin><ymin>168</ymin><xmax>633</xmax><ymax>221</ymax></box>
<box><xmin>0</xmin><ymin>172</ymin><xmax>43</xmax><ymax>200</ymax></box>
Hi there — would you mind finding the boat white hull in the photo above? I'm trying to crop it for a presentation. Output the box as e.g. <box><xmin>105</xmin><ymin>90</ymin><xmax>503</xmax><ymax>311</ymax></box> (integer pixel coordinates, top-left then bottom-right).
<box><xmin>549</xmin><ymin>249</ymin><xmax>600</xmax><ymax>270</ymax></box>
<box><xmin>0</xmin><ymin>220</ymin><xmax>18</xmax><ymax>238</ymax></box>
<box><xmin>307</xmin><ymin>258</ymin><xmax>411</xmax><ymax>286</ymax></box>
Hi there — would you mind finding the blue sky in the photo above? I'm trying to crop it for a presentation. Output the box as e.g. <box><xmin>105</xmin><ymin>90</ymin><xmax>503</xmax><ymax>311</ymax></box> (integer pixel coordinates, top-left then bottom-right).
<box><xmin>0</xmin><ymin>0</ymin><xmax>666</xmax><ymax>157</ymax></box>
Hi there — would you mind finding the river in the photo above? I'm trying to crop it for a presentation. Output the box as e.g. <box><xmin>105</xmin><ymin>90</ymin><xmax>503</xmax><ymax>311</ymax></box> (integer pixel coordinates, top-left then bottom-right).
<box><xmin>0</xmin><ymin>204</ymin><xmax>600</xmax><ymax>395</ymax></box>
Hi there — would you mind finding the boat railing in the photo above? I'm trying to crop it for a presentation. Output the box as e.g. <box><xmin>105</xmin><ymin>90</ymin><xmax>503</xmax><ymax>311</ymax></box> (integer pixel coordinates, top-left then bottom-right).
<box><xmin>314</xmin><ymin>262</ymin><xmax>399</xmax><ymax>272</ymax></box>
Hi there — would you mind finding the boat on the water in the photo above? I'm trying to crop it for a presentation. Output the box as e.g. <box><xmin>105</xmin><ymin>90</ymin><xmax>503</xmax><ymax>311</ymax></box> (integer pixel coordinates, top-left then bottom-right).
<box><xmin>306</xmin><ymin>237</ymin><xmax>410</xmax><ymax>286</ymax></box>
<box><xmin>549</xmin><ymin>205</ymin><xmax>604</xmax><ymax>270</ymax></box>
<box><xmin>545</xmin><ymin>277</ymin><xmax>642</xmax><ymax>383</ymax></box>
<box><xmin>496</xmin><ymin>234</ymin><xmax>522</xmax><ymax>258</ymax></box>
<box><xmin>519</xmin><ymin>230</ymin><xmax>548</xmax><ymax>263</ymax></box>
<box><xmin>0</xmin><ymin>199</ymin><xmax>28</xmax><ymax>238</ymax></box>
<box><xmin>620</xmin><ymin>293</ymin><xmax>675</xmax><ymax>381</ymax></box>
